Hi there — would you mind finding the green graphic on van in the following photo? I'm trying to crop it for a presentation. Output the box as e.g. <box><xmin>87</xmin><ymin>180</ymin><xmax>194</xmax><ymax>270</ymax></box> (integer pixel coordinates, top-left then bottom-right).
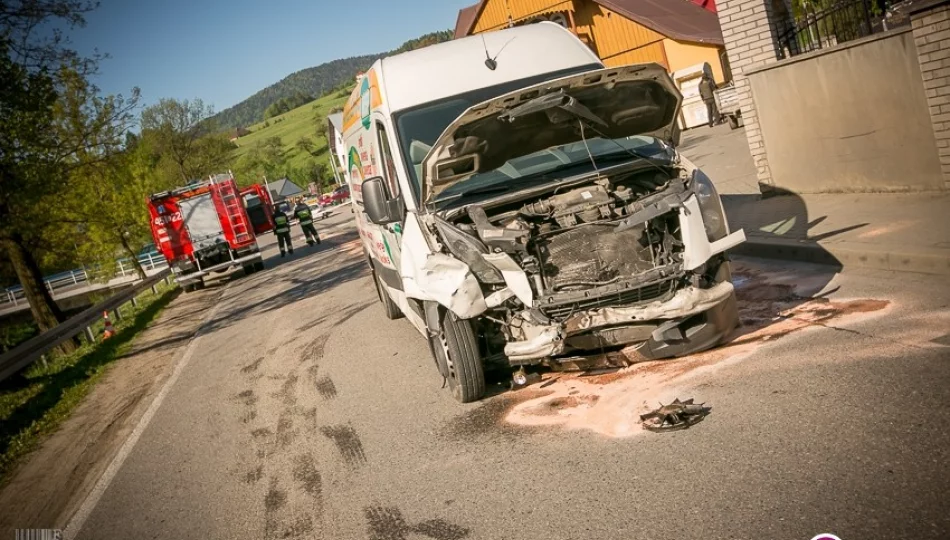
<box><xmin>359</xmin><ymin>76</ymin><xmax>371</xmax><ymax>130</ymax></box>
<box><xmin>347</xmin><ymin>147</ymin><xmax>363</xmax><ymax>181</ymax></box>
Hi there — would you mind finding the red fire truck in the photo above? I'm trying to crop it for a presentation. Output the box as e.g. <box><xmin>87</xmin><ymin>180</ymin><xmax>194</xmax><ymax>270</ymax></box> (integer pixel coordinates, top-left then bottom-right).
<box><xmin>148</xmin><ymin>172</ymin><xmax>265</xmax><ymax>292</ymax></box>
<box><xmin>240</xmin><ymin>183</ymin><xmax>275</xmax><ymax>235</ymax></box>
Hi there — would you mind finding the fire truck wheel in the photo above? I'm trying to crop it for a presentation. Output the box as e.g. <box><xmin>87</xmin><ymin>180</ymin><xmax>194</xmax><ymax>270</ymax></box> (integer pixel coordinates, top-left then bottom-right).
<box><xmin>254</xmin><ymin>261</ymin><xmax>265</xmax><ymax>272</ymax></box>
<box><xmin>183</xmin><ymin>284</ymin><xmax>195</xmax><ymax>293</ymax></box>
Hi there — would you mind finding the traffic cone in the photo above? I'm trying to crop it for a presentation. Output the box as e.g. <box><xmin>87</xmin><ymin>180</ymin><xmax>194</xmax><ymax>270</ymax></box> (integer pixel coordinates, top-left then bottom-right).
<box><xmin>102</xmin><ymin>311</ymin><xmax>115</xmax><ymax>341</ymax></box>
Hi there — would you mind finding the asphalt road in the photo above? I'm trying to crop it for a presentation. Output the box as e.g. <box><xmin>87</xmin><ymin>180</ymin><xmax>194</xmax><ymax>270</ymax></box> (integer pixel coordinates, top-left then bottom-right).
<box><xmin>70</xmin><ymin>209</ymin><xmax>950</xmax><ymax>540</ymax></box>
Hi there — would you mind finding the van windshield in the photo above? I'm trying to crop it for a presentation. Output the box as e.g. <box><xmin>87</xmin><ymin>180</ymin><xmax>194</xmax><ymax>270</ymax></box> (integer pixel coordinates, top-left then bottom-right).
<box><xmin>392</xmin><ymin>64</ymin><xmax>602</xmax><ymax>201</ymax></box>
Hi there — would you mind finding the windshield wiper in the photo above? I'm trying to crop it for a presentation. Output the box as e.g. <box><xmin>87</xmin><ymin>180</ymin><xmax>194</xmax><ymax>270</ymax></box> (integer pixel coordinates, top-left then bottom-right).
<box><xmin>439</xmin><ymin>184</ymin><xmax>513</xmax><ymax>202</ymax></box>
<box><xmin>434</xmin><ymin>152</ymin><xmax>654</xmax><ymax>205</ymax></box>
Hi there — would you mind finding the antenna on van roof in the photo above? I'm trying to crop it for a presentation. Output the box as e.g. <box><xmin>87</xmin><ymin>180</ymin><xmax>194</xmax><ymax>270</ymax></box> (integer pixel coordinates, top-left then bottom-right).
<box><xmin>481</xmin><ymin>34</ymin><xmax>515</xmax><ymax>71</ymax></box>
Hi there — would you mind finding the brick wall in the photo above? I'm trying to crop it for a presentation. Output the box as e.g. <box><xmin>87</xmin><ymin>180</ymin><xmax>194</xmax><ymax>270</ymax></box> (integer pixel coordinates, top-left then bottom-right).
<box><xmin>911</xmin><ymin>0</ymin><xmax>950</xmax><ymax>189</ymax></box>
<box><xmin>715</xmin><ymin>0</ymin><xmax>781</xmax><ymax>191</ymax></box>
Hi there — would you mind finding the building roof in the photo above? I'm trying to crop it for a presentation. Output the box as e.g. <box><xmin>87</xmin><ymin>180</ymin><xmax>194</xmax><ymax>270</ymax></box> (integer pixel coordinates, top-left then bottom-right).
<box><xmin>453</xmin><ymin>0</ymin><xmax>723</xmax><ymax>45</ymax></box>
<box><xmin>268</xmin><ymin>178</ymin><xmax>304</xmax><ymax>200</ymax></box>
<box><xmin>689</xmin><ymin>0</ymin><xmax>717</xmax><ymax>13</ymax></box>
<box><xmin>454</xmin><ymin>3</ymin><xmax>480</xmax><ymax>39</ymax></box>
<box><xmin>327</xmin><ymin>113</ymin><xmax>343</xmax><ymax>133</ymax></box>
<box><xmin>327</xmin><ymin>113</ymin><xmax>344</xmax><ymax>154</ymax></box>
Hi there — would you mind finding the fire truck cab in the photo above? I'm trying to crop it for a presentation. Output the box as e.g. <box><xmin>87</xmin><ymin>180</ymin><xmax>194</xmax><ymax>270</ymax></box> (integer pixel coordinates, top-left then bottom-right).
<box><xmin>148</xmin><ymin>173</ymin><xmax>265</xmax><ymax>292</ymax></box>
<box><xmin>240</xmin><ymin>183</ymin><xmax>276</xmax><ymax>235</ymax></box>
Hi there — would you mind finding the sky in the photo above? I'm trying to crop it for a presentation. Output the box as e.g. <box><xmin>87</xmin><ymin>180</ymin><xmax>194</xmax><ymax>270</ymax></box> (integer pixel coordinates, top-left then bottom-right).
<box><xmin>68</xmin><ymin>0</ymin><xmax>474</xmax><ymax>112</ymax></box>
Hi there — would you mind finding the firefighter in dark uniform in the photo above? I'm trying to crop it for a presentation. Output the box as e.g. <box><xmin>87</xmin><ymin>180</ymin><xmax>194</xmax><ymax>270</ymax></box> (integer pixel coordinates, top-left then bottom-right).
<box><xmin>294</xmin><ymin>200</ymin><xmax>320</xmax><ymax>246</ymax></box>
<box><xmin>273</xmin><ymin>204</ymin><xmax>293</xmax><ymax>257</ymax></box>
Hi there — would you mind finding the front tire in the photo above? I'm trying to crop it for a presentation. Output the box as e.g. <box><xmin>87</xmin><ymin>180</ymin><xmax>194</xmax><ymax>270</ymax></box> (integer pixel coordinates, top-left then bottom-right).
<box><xmin>435</xmin><ymin>310</ymin><xmax>485</xmax><ymax>403</ymax></box>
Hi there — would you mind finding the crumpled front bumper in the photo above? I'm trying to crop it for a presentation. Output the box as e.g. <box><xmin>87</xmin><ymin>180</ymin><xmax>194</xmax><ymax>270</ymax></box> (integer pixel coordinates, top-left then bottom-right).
<box><xmin>503</xmin><ymin>281</ymin><xmax>739</xmax><ymax>364</ymax></box>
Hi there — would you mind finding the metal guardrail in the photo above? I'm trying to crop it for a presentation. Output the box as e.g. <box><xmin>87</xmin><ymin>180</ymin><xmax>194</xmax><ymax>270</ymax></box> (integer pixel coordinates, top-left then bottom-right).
<box><xmin>1</xmin><ymin>250</ymin><xmax>168</xmax><ymax>308</ymax></box>
<box><xmin>0</xmin><ymin>268</ymin><xmax>173</xmax><ymax>382</ymax></box>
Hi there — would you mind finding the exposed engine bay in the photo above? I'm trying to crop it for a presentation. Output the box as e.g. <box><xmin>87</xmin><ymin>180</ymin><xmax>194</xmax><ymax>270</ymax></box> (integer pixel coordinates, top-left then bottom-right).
<box><xmin>419</xmin><ymin>160</ymin><xmax>746</xmax><ymax>370</ymax></box>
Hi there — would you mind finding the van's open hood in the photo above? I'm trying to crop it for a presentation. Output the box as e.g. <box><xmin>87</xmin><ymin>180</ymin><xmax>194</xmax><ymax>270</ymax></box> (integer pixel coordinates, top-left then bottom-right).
<box><xmin>422</xmin><ymin>63</ymin><xmax>682</xmax><ymax>203</ymax></box>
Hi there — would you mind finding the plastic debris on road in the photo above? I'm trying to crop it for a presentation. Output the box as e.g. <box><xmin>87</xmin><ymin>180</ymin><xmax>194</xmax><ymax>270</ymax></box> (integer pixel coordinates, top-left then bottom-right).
<box><xmin>639</xmin><ymin>398</ymin><xmax>711</xmax><ymax>432</ymax></box>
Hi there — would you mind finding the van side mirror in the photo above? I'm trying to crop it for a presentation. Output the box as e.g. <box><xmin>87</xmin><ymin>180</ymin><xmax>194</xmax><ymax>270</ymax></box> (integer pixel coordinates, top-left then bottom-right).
<box><xmin>362</xmin><ymin>176</ymin><xmax>404</xmax><ymax>225</ymax></box>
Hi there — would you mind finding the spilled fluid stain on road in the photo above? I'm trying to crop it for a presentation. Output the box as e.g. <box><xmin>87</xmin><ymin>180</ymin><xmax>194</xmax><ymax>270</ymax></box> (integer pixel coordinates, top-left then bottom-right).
<box><xmin>501</xmin><ymin>267</ymin><xmax>893</xmax><ymax>438</ymax></box>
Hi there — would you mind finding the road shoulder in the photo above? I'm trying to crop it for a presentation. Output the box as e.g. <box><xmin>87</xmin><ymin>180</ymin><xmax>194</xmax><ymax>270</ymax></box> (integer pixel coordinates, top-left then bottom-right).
<box><xmin>0</xmin><ymin>285</ymin><xmax>225</xmax><ymax>535</ymax></box>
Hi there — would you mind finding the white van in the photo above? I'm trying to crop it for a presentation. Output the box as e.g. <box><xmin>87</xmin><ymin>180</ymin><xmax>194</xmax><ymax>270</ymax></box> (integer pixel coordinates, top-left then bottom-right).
<box><xmin>341</xmin><ymin>22</ymin><xmax>746</xmax><ymax>403</ymax></box>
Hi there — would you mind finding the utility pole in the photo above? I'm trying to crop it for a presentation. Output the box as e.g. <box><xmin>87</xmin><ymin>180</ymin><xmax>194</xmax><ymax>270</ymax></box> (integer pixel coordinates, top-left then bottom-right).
<box><xmin>329</xmin><ymin>152</ymin><xmax>344</xmax><ymax>187</ymax></box>
<box><xmin>263</xmin><ymin>175</ymin><xmax>273</xmax><ymax>201</ymax></box>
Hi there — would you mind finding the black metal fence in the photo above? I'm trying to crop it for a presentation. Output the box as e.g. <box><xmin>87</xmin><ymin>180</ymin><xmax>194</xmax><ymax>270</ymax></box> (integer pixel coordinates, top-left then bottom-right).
<box><xmin>776</xmin><ymin>0</ymin><xmax>912</xmax><ymax>59</ymax></box>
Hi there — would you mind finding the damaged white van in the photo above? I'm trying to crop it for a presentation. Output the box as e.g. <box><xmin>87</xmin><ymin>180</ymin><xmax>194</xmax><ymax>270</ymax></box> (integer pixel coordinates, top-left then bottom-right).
<box><xmin>341</xmin><ymin>22</ymin><xmax>746</xmax><ymax>403</ymax></box>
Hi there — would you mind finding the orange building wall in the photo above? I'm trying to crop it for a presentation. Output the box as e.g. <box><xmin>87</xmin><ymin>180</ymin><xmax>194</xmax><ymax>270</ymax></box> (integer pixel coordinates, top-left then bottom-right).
<box><xmin>473</xmin><ymin>0</ymin><xmax>575</xmax><ymax>33</ymax></box>
<box><xmin>663</xmin><ymin>39</ymin><xmax>728</xmax><ymax>83</ymax></box>
<box><xmin>572</xmin><ymin>2</ymin><xmax>668</xmax><ymax>68</ymax></box>
<box><xmin>466</xmin><ymin>0</ymin><xmax>728</xmax><ymax>79</ymax></box>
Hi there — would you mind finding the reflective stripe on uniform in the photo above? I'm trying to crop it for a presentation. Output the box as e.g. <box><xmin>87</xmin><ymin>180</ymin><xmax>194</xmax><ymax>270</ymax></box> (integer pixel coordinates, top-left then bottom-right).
<box><xmin>299</xmin><ymin>220</ymin><xmax>313</xmax><ymax>226</ymax></box>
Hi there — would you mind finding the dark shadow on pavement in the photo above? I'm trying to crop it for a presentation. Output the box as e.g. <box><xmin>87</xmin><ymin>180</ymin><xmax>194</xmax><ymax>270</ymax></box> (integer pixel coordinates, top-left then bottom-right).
<box><xmin>722</xmin><ymin>187</ymin><xmax>867</xmax><ymax>271</ymax></box>
<box><xmin>201</xmin><ymin>230</ymin><xmax>369</xmax><ymax>333</ymax></box>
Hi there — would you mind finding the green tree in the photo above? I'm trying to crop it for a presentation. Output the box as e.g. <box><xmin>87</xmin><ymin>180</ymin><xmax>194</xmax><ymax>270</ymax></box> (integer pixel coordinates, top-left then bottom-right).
<box><xmin>295</xmin><ymin>136</ymin><xmax>327</xmax><ymax>158</ymax></box>
<box><xmin>0</xmin><ymin>1</ymin><xmax>136</xmax><ymax>342</ymax></box>
<box><xmin>140</xmin><ymin>97</ymin><xmax>218</xmax><ymax>183</ymax></box>
<box><xmin>235</xmin><ymin>136</ymin><xmax>287</xmax><ymax>183</ymax></box>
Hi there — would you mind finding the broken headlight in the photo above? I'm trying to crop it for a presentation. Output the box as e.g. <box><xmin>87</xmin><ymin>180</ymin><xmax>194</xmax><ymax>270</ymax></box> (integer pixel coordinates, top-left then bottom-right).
<box><xmin>691</xmin><ymin>169</ymin><xmax>729</xmax><ymax>242</ymax></box>
<box><xmin>433</xmin><ymin>218</ymin><xmax>505</xmax><ymax>284</ymax></box>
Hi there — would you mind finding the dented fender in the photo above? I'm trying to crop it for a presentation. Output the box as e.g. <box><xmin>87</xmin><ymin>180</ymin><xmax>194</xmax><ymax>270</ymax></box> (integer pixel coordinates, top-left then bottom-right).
<box><xmin>400</xmin><ymin>214</ymin><xmax>488</xmax><ymax>319</ymax></box>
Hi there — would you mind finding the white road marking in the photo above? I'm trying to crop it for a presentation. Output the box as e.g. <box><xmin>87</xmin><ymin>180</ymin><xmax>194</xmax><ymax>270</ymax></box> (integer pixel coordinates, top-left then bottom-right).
<box><xmin>63</xmin><ymin>283</ymin><xmax>233</xmax><ymax>540</ymax></box>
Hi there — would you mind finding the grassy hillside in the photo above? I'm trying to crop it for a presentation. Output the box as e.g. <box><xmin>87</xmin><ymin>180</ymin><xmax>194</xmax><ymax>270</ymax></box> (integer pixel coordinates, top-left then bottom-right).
<box><xmin>210</xmin><ymin>56</ymin><xmax>376</xmax><ymax>131</ymax></box>
<box><xmin>210</xmin><ymin>30</ymin><xmax>453</xmax><ymax>131</ymax></box>
<box><xmin>225</xmin><ymin>29</ymin><xmax>455</xmax><ymax>191</ymax></box>
<box><xmin>229</xmin><ymin>87</ymin><xmax>351</xmax><ymax>187</ymax></box>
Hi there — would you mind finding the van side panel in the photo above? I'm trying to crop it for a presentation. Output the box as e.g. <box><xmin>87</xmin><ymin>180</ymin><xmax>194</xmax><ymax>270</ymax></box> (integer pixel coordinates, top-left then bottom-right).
<box><xmin>342</xmin><ymin>62</ymin><xmax>398</xmax><ymax>272</ymax></box>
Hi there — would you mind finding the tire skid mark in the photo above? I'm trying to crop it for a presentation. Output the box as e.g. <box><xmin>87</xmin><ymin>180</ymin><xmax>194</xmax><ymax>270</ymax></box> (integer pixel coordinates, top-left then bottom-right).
<box><xmin>263</xmin><ymin>477</ymin><xmax>287</xmax><ymax>540</ymax></box>
<box><xmin>276</xmin><ymin>412</ymin><xmax>297</xmax><ymax>448</ymax></box>
<box><xmin>319</xmin><ymin>424</ymin><xmax>366</xmax><ymax>465</ymax></box>
<box><xmin>272</xmin><ymin>372</ymin><xmax>299</xmax><ymax>407</ymax></box>
<box><xmin>365</xmin><ymin>505</ymin><xmax>470</xmax><ymax>540</ymax></box>
<box><xmin>301</xmin><ymin>334</ymin><xmax>329</xmax><ymax>365</ymax></box>
<box><xmin>301</xmin><ymin>407</ymin><xmax>318</xmax><ymax>432</ymax></box>
<box><xmin>306</xmin><ymin>364</ymin><xmax>320</xmax><ymax>383</ymax></box>
<box><xmin>251</xmin><ymin>427</ymin><xmax>272</xmax><ymax>439</ymax></box>
<box><xmin>282</xmin><ymin>515</ymin><xmax>314</xmax><ymax>538</ymax></box>
<box><xmin>241</xmin><ymin>356</ymin><xmax>264</xmax><ymax>374</ymax></box>
<box><xmin>292</xmin><ymin>453</ymin><xmax>324</xmax><ymax>515</ymax></box>
<box><xmin>243</xmin><ymin>465</ymin><xmax>263</xmax><ymax>484</ymax></box>
<box><xmin>235</xmin><ymin>389</ymin><xmax>257</xmax><ymax>407</ymax></box>
<box><xmin>315</xmin><ymin>376</ymin><xmax>337</xmax><ymax>400</ymax></box>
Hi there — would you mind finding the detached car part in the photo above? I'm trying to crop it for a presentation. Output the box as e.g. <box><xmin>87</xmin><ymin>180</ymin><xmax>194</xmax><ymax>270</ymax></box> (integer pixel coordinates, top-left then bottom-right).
<box><xmin>639</xmin><ymin>398</ymin><xmax>711</xmax><ymax>432</ymax></box>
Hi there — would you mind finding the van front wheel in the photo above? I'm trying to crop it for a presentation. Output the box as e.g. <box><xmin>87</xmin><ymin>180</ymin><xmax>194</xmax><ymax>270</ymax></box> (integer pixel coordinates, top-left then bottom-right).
<box><xmin>436</xmin><ymin>310</ymin><xmax>485</xmax><ymax>403</ymax></box>
<box><xmin>372</xmin><ymin>268</ymin><xmax>403</xmax><ymax>320</ymax></box>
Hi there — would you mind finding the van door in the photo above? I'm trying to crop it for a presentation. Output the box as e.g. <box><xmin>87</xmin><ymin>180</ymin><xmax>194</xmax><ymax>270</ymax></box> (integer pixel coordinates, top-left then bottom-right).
<box><xmin>367</xmin><ymin>118</ymin><xmax>405</xmax><ymax>294</ymax></box>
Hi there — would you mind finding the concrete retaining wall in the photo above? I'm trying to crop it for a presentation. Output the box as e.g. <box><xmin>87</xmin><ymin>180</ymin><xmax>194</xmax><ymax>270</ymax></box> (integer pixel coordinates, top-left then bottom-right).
<box><xmin>747</xmin><ymin>30</ymin><xmax>945</xmax><ymax>193</ymax></box>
